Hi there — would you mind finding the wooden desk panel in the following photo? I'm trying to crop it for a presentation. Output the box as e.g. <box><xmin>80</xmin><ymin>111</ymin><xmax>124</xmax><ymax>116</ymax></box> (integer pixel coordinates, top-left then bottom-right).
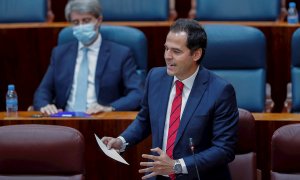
<box><xmin>0</xmin><ymin>111</ymin><xmax>151</xmax><ymax>180</ymax></box>
<box><xmin>1</xmin><ymin>112</ymin><xmax>300</xmax><ymax>180</ymax></box>
<box><xmin>0</xmin><ymin>21</ymin><xmax>298</xmax><ymax>112</ymax></box>
<box><xmin>253</xmin><ymin>112</ymin><xmax>300</xmax><ymax>121</ymax></box>
<box><xmin>0</xmin><ymin>22</ymin><xmax>170</xmax><ymax>111</ymax></box>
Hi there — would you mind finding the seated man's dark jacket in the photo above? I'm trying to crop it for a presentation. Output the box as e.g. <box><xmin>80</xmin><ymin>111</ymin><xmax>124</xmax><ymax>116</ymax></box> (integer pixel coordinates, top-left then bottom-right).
<box><xmin>33</xmin><ymin>40</ymin><xmax>143</xmax><ymax>111</ymax></box>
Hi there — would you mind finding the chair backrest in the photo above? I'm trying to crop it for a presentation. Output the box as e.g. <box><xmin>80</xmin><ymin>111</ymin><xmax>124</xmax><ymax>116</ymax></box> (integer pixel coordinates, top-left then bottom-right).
<box><xmin>99</xmin><ymin>0</ymin><xmax>170</xmax><ymax>21</ymax></box>
<box><xmin>229</xmin><ymin>108</ymin><xmax>257</xmax><ymax>180</ymax></box>
<box><xmin>0</xmin><ymin>0</ymin><xmax>48</xmax><ymax>23</ymax></box>
<box><xmin>58</xmin><ymin>25</ymin><xmax>148</xmax><ymax>79</ymax></box>
<box><xmin>291</xmin><ymin>28</ymin><xmax>300</xmax><ymax>112</ymax></box>
<box><xmin>193</xmin><ymin>0</ymin><xmax>281</xmax><ymax>21</ymax></box>
<box><xmin>0</xmin><ymin>124</ymin><xmax>84</xmax><ymax>180</ymax></box>
<box><xmin>271</xmin><ymin>124</ymin><xmax>300</xmax><ymax>180</ymax></box>
<box><xmin>202</xmin><ymin>24</ymin><xmax>266</xmax><ymax>112</ymax></box>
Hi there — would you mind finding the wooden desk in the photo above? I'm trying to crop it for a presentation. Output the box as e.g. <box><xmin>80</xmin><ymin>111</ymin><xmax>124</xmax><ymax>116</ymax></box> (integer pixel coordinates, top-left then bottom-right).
<box><xmin>0</xmin><ymin>21</ymin><xmax>298</xmax><ymax>112</ymax></box>
<box><xmin>1</xmin><ymin>111</ymin><xmax>300</xmax><ymax>180</ymax></box>
<box><xmin>0</xmin><ymin>22</ymin><xmax>171</xmax><ymax>112</ymax></box>
<box><xmin>0</xmin><ymin>111</ymin><xmax>151</xmax><ymax>180</ymax></box>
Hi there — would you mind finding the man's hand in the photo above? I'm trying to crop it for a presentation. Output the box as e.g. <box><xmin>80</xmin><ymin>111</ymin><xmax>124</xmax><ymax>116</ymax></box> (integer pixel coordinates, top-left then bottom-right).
<box><xmin>101</xmin><ymin>137</ymin><xmax>123</xmax><ymax>150</ymax></box>
<box><xmin>40</xmin><ymin>104</ymin><xmax>62</xmax><ymax>115</ymax></box>
<box><xmin>86</xmin><ymin>103</ymin><xmax>114</xmax><ymax>114</ymax></box>
<box><xmin>139</xmin><ymin>147</ymin><xmax>175</xmax><ymax>179</ymax></box>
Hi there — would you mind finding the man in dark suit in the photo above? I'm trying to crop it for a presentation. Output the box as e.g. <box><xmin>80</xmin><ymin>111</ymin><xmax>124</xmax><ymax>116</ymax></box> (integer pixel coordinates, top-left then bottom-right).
<box><xmin>102</xmin><ymin>19</ymin><xmax>238</xmax><ymax>180</ymax></box>
<box><xmin>33</xmin><ymin>0</ymin><xmax>143</xmax><ymax>115</ymax></box>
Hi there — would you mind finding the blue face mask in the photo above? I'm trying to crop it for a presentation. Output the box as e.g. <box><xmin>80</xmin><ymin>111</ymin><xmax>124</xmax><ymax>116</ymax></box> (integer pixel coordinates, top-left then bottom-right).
<box><xmin>73</xmin><ymin>23</ymin><xmax>97</xmax><ymax>45</ymax></box>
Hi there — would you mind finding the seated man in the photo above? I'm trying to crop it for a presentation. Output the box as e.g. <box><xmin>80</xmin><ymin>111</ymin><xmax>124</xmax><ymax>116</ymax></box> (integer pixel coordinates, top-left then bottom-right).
<box><xmin>33</xmin><ymin>0</ymin><xmax>143</xmax><ymax>115</ymax></box>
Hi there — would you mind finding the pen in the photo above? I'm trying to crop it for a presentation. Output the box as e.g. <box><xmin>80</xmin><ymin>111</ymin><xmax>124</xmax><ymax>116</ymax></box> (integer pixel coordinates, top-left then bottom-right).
<box><xmin>61</xmin><ymin>114</ymin><xmax>73</xmax><ymax>117</ymax></box>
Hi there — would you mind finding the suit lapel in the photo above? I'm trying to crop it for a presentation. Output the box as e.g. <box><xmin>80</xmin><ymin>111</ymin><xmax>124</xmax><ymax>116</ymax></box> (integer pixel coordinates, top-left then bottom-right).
<box><xmin>95</xmin><ymin>41</ymin><xmax>110</xmax><ymax>97</ymax></box>
<box><xmin>65</xmin><ymin>42</ymin><xmax>79</xmax><ymax>102</ymax></box>
<box><xmin>174</xmin><ymin>66</ymin><xmax>210</xmax><ymax>147</ymax></box>
<box><xmin>157</xmin><ymin>74</ymin><xmax>173</xmax><ymax>149</ymax></box>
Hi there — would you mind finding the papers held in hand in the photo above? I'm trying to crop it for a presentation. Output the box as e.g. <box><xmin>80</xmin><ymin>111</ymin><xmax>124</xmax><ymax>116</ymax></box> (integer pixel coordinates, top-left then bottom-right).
<box><xmin>94</xmin><ymin>134</ymin><xmax>129</xmax><ymax>165</ymax></box>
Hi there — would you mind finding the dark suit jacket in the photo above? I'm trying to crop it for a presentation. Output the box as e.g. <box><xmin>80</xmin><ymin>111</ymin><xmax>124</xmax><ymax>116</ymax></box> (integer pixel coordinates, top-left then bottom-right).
<box><xmin>121</xmin><ymin>66</ymin><xmax>238</xmax><ymax>180</ymax></box>
<box><xmin>33</xmin><ymin>40</ymin><xmax>143</xmax><ymax>111</ymax></box>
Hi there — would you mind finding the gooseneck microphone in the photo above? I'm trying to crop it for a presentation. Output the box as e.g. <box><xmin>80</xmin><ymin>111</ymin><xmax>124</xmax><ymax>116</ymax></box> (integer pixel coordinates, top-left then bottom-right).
<box><xmin>189</xmin><ymin>138</ymin><xmax>201</xmax><ymax>180</ymax></box>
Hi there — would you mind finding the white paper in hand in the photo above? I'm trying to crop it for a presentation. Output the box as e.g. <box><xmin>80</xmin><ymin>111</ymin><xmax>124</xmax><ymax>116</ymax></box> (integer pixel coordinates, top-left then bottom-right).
<box><xmin>94</xmin><ymin>134</ymin><xmax>129</xmax><ymax>165</ymax></box>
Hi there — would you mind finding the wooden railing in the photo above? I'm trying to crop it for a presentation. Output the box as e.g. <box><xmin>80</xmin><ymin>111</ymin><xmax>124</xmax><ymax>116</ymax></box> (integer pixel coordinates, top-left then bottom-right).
<box><xmin>0</xmin><ymin>111</ymin><xmax>299</xmax><ymax>179</ymax></box>
<box><xmin>0</xmin><ymin>111</ymin><xmax>147</xmax><ymax>180</ymax></box>
<box><xmin>0</xmin><ymin>21</ymin><xmax>298</xmax><ymax>112</ymax></box>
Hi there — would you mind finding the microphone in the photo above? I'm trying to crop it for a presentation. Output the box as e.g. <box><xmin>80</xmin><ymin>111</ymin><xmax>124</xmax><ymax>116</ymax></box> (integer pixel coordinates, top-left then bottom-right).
<box><xmin>189</xmin><ymin>138</ymin><xmax>201</xmax><ymax>180</ymax></box>
<box><xmin>189</xmin><ymin>138</ymin><xmax>194</xmax><ymax>151</ymax></box>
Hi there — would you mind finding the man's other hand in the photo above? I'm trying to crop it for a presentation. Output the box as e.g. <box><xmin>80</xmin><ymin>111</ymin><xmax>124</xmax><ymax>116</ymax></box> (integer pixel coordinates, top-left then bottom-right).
<box><xmin>40</xmin><ymin>104</ymin><xmax>62</xmax><ymax>115</ymax></box>
<box><xmin>139</xmin><ymin>147</ymin><xmax>175</xmax><ymax>179</ymax></box>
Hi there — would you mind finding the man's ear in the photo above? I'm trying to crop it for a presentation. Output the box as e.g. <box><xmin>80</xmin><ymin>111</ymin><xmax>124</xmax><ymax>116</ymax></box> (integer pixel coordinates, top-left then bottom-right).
<box><xmin>96</xmin><ymin>16</ymin><xmax>103</xmax><ymax>25</ymax></box>
<box><xmin>95</xmin><ymin>16</ymin><xmax>103</xmax><ymax>30</ymax></box>
<box><xmin>193</xmin><ymin>48</ymin><xmax>202</xmax><ymax>62</ymax></box>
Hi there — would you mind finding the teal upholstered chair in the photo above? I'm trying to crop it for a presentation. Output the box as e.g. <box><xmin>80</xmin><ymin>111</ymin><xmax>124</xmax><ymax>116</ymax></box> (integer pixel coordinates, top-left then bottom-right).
<box><xmin>58</xmin><ymin>25</ymin><xmax>148</xmax><ymax>80</ymax></box>
<box><xmin>98</xmin><ymin>0</ymin><xmax>171</xmax><ymax>21</ymax></box>
<box><xmin>202</xmin><ymin>24</ymin><xmax>266</xmax><ymax>112</ymax></box>
<box><xmin>0</xmin><ymin>0</ymin><xmax>48</xmax><ymax>23</ymax></box>
<box><xmin>190</xmin><ymin>0</ymin><xmax>281</xmax><ymax>21</ymax></box>
<box><xmin>291</xmin><ymin>28</ymin><xmax>300</xmax><ymax>112</ymax></box>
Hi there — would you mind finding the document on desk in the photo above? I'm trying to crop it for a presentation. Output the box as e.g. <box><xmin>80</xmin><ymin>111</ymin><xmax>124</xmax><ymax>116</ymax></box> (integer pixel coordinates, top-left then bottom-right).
<box><xmin>94</xmin><ymin>134</ymin><xmax>129</xmax><ymax>165</ymax></box>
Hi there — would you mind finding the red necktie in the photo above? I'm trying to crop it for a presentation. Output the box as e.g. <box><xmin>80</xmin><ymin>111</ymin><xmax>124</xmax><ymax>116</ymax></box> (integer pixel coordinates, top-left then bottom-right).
<box><xmin>166</xmin><ymin>80</ymin><xmax>184</xmax><ymax>180</ymax></box>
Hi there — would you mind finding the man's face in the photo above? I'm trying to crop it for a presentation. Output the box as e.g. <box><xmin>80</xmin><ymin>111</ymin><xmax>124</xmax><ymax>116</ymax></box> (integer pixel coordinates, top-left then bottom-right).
<box><xmin>164</xmin><ymin>31</ymin><xmax>200</xmax><ymax>80</ymax></box>
<box><xmin>70</xmin><ymin>12</ymin><xmax>102</xmax><ymax>28</ymax></box>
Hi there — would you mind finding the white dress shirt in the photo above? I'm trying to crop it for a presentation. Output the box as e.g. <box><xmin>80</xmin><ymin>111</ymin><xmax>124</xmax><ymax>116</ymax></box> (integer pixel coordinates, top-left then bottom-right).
<box><xmin>65</xmin><ymin>34</ymin><xmax>102</xmax><ymax>111</ymax></box>
<box><xmin>119</xmin><ymin>66</ymin><xmax>200</xmax><ymax>175</ymax></box>
<box><xmin>162</xmin><ymin>66</ymin><xmax>199</xmax><ymax>174</ymax></box>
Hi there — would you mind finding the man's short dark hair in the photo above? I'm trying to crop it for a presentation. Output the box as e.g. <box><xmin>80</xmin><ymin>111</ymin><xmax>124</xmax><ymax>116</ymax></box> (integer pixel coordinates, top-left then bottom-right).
<box><xmin>170</xmin><ymin>18</ymin><xmax>207</xmax><ymax>63</ymax></box>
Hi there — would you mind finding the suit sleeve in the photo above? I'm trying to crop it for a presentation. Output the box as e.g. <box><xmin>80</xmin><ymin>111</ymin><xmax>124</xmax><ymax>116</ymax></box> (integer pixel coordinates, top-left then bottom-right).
<box><xmin>183</xmin><ymin>83</ymin><xmax>238</xmax><ymax>176</ymax></box>
<box><xmin>33</xmin><ymin>48</ymin><xmax>57</xmax><ymax>110</ymax></box>
<box><xmin>119</xmin><ymin>69</ymin><xmax>154</xmax><ymax>147</ymax></box>
<box><xmin>109</xmin><ymin>51</ymin><xmax>144</xmax><ymax>111</ymax></box>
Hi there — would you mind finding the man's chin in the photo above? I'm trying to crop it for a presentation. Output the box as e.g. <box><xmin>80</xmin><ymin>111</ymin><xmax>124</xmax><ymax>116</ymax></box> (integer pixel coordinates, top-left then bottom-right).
<box><xmin>167</xmin><ymin>70</ymin><xmax>175</xmax><ymax>76</ymax></box>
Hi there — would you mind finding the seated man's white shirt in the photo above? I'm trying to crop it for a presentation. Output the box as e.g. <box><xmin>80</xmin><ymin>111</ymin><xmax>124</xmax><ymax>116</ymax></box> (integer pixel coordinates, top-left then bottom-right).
<box><xmin>65</xmin><ymin>34</ymin><xmax>102</xmax><ymax>111</ymax></box>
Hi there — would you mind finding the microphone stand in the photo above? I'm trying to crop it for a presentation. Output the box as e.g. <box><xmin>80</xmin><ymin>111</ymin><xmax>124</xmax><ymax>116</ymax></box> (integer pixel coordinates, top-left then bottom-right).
<box><xmin>189</xmin><ymin>138</ymin><xmax>201</xmax><ymax>180</ymax></box>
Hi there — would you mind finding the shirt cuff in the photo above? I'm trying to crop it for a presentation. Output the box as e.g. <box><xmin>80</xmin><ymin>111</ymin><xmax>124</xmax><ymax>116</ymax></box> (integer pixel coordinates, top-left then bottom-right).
<box><xmin>179</xmin><ymin>158</ymin><xmax>188</xmax><ymax>174</ymax></box>
<box><xmin>111</xmin><ymin>106</ymin><xmax>116</xmax><ymax>111</ymax></box>
<box><xmin>117</xmin><ymin>136</ymin><xmax>128</xmax><ymax>152</ymax></box>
